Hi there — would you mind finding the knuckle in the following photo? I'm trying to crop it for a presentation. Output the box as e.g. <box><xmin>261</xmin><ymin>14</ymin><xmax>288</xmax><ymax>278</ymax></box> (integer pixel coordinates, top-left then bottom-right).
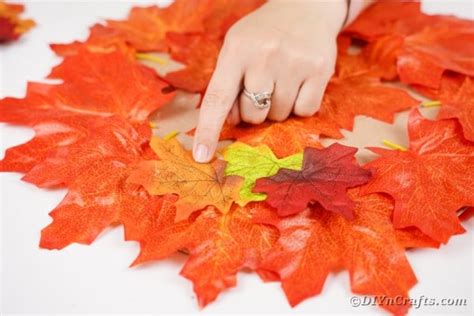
<box><xmin>260</xmin><ymin>39</ymin><xmax>280</xmax><ymax>58</ymax></box>
<box><xmin>202</xmin><ymin>90</ymin><xmax>230</xmax><ymax>110</ymax></box>
<box><xmin>309</xmin><ymin>57</ymin><xmax>326</xmax><ymax>73</ymax></box>
<box><xmin>223</xmin><ymin>28</ymin><xmax>239</xmax><ymax>45</ymax></box>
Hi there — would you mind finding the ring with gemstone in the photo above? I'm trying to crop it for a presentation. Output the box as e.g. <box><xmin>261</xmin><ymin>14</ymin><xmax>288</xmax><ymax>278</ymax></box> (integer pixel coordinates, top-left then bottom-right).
<box><xmin>242</xmin><ymin>89</ymin><xmax>272</xmax><ymax>109</ymax></box>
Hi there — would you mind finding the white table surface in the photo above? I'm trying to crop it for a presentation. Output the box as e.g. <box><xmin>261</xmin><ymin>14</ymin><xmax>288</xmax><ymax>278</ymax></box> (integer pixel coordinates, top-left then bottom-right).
<box><xmin>1</xmin><ymin>1</ymin><xmax>473</xmax><ymax>315</ymax></box>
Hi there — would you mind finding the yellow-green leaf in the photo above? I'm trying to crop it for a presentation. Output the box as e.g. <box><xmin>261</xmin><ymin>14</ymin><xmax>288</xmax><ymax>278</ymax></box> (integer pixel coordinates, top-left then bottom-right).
<box><xmin>223</xmin><ymin>142</ymin><xmax>303</xmax><ymax>205</ymax></box>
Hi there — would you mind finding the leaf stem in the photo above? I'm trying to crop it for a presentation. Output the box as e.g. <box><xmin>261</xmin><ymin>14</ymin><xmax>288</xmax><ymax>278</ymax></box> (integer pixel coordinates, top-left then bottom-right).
<box><xmin>135</xmin><ymin>53</ymin><xmax>168</xmax><ymax>65</ymax></box>
<box><xmin>164</xmin><ymin>130</ymin><xmax>179</xmax><ymax>140</ymax></box>
<box><xmin>421</xmin><ymin>100</ymin><xmax>441</xmax><ymax>107</ymax></box>
<box><xmin>382</xmin><ymin>139</ymin><xmax>407</xmax><ymax>151</ymax></box>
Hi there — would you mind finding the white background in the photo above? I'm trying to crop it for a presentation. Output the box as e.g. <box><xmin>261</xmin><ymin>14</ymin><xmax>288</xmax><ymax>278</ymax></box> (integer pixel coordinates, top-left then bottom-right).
<box><xmin>1</xmin><ymin>1</ymin><xmax>473</xmax><ymax>315</ymax></box>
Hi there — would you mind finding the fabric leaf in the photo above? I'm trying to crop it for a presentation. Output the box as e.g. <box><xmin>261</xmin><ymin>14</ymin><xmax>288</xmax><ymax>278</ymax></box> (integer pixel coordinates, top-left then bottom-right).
<box><xmin>437</xmin><ymin>77</ymin><xmax>474</xmax><ymax>142</ymax></box>
<box><xmin>220</xmin><ymin>114</ymin><xmax>343</xmax><ymax>158</ymax></box>
<box><xmin>223</xmin><ymin>142</ymin><xmax>303</xmax><ymax>204</ymax></box>
<box><xmin>362</xmin><ymin>109</ymin><xmax>474</xmax><ymax>243</ymax></box>
<box><xmin>254</xmin><ymin>143</ymin><xmax>372</xmax><ymax>219</ymax></box>
<box><xmin>254</xmin><ymin>190</ymin><xmax>417</xmax><ymax>315</ymax></box>
<box><xmin>127</xmin><ymin>137</ymin><xmax>243</xmax><ymax>221</ymax></box>
<box><xmin>181</xmin><ymin>204</ymin><xmax>279</xmax><ymax>307</ymax></box>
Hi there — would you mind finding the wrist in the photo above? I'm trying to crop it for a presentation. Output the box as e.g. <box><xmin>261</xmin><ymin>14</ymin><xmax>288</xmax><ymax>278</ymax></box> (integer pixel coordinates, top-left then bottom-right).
<box><xmin>267</xmin><ymin>0</ymin><xmax>347</xmax><ymax>35</ymax></box>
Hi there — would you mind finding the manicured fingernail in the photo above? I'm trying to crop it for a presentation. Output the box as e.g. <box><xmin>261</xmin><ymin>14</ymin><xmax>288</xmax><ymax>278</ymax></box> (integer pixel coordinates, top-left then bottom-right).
<box><xmin>194</xmin><ymin>143</ymin><xmax>209</xmax><ymax>163</ymax></box>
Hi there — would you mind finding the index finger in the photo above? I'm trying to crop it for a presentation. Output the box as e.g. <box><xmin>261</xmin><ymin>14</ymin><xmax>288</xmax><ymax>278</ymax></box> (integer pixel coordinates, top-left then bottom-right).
<box><xmin>193</xmin><ymin>52</ymin><xmax>243</xmax><ymax>163</ymax></box>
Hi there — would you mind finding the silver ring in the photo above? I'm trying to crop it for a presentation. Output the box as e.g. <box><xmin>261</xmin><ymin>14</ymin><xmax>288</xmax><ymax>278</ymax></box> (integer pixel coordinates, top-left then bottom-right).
<box><xmin>243</xmin><ymin>88</ymin><xmax>272</xmax><ymax>109</ymax></box>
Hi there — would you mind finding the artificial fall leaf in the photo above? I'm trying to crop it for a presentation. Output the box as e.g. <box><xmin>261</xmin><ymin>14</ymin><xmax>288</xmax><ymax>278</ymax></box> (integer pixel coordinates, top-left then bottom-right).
<box><xmin>0</xmin><ymin>50</ymin><xmax>173</xmax><ymax>125</ymax></box>
<box><xmin>20</xmin><ymin>117</ymin><xmax>150</xmax><ymax>188</ymax></box>
<box><xmin>127</xmin><ymin>200</ymin><xmax>279</xmax><ymax>307</ymax></box>
<box><xmin>219</xmin><ymin>114</ymin><xmax>343</xmax><ymax>158</ymax></box>
<box><xmin>0</xmin><ymin>50</ymin><xmax>173</xmax><ymax>173</ymax></box>
<box><xmin>343</xmin><ymin>1</ymin><xmax>438</xmax><ymax>42</ymax></box>
<box><xmin>395</xmin><ymin>226</ymin><xmax>440</xmax><ymax>250</ymax></box>
<box><xmin>253</xmin><ymin>190</ymin><xmax>417</xmax><ymax>315</ymax></box>
<box><xmin>437</xmin><ymin>77</ymin><xmax>474</xmax><ymax>142</ymax></box>
<box><xmin>397</xmin><ymin>19</ymin><xmax>474</xmax><ymax>88</ymax></box>
<box><xmin>128</xmin><ymin>137</ymin><xmax>243</xmax><ymax>221</ymax></box>
<box><xmin>319</xmin><ymin>75</ymin><xmax>420</xmax><ymax>131</ymax></box>
<box><xmin>362</xmin><ymin>109</ymin><xmax>474</xmax><ymax>243</ymax></box>
<box><xmin>336</xmin><ymin>35</ymin><xmax>404</xmax><ymax>81</ymax></box>
<box><xmin>411</xmin><ymin>73</ymin><xmax>466</xmax><ymax>101</ymax></box>
<box><xmin>48</xmin><ymin>50</ymin><xmax>174</xmax><ymax>121</ymax></box>
<box><xmin>106</xmin><ymin>0</ymin><xmax>208</xmax><ymax>52</ymax></box>
<box><xmin>40</xmin><ymin>159</ymin><xmax>145</xmax><ymax>249</ymax></box>
<box><xmin>459</xmin><ymin>207</ymin><xmax>473</xmax><ymax>222</ymax></box>
<box><xmin>254</xmin><ymin>143</ymin><xmax>372</xmax><ymax>219</ymax></box>
<box><xmin>164</xmin><ymin>33</ymin><xmax>222</xmax><ymax>93</ymax></box>
<box><xmin>122</xmin><ymin>193</ymin><xmax>192</xmax><ymax>266</ymax></box>
<box><xmin>50</xmin><ymin>24</ymin><xmax>133</xmax><ymax>57</ymax></box>
<box><xmin>223</xmin><ymin>142</ymin><xmax>303</xmax><ymax>204</ymax></box>
<box><xmin>0</xmin><ymin>2</ymin><xmax>35</xmax><ymax>42</ymax></box>
<box><xmin>0</xmin><ymin>50</ymin><xmax>174</xmax><ymax>249</ymax></box>
<box><xmin>180</xmin><ymin>203</ymin><xmax>279</xmax><ymax>307</ymax></box>
<box><xmin>2</xmin><ymin>115</ymin><xmax>155</xmax><ymax>250</ymax></box>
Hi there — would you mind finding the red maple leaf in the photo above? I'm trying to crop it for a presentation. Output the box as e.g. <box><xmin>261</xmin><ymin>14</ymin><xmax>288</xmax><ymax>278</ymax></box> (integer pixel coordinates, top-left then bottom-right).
<box><xmin>254</xmin><ymin>143</ymin><xmax>372</xmax><ymax>219</ymax></box>
<box><xmin>253</xmin><ymin>190</ymin><xmax>417</xmax><ymax>315</ymax></box>
<box><xmin>437</xmin><ymin>77</ymin><xmax>474</xmax><ymax>142</ymax></box>
<box><xmin>362</xmin><ymin>109</ymin><xmax>473</xmax><ymax>243</ymax></box>
<box><xmin>0</xmin><ymin>2</ymin><xmax>35</xmax><ymax>43</ymax></box>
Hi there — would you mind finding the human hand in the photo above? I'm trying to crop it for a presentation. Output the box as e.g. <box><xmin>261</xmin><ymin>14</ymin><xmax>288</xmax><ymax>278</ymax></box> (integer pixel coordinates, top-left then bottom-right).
<box><xmin>193</xmin><ymin>0</ymin><xmax>348</xmax><ymax>163</ymax></box>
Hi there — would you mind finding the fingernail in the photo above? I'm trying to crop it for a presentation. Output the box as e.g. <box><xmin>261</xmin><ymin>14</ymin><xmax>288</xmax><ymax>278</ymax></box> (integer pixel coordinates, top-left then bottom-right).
<box><xmin>194</xmin><ymin>143</ymin><xmax>209</xmax><ymax>163</ymax></box>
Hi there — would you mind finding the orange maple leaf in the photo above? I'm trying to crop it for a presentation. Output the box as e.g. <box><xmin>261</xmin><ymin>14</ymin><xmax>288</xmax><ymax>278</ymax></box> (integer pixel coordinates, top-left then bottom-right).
<box><xmin>343</xmin><ymin>1</ymin><xmax>440</xmax><ymax>42</ymax></box>
<box><xmin>397</xmin><ymin>19</ymin><xmax>474</xmax><ymax>88</ymax></box>
<box><xmin>362</xmin><ymin>109</ymin><xmax>473</xmax><ymax>243</ymax></box>
<box><xmin>50</xmin><ymin>24</ymin><xmax>133</xmax><ymax>57</ymax></box>
<box><xmin>254</xmin><ymin>190</ymin><xmax>417</xmax><ymax>315</ymax></box>
<box><xmin>220</xmin><ymin>114</ymin><xmax>343</xmax><ymax>158</ymax></box>
<box><xmin>319</xmin><ymin>75</ymin><xmax>419</xmax><ymax>131</ymax></box>
<box><xmin>122</xmin><ymin>193</ymin><xmax>192</xmax><ymax>265</ymax></box>
<box><xmin>106</xmin><ymin>0</ymin><xmax>208</xmax><ymax>52</ymax></box>
<box><xmin>164</xmin><ymin>33</ymin><xmax>222</xmax><ymax>93</ymax></box>
<box><xmin>437</xmin><ymin>77</ymin><xmax>474</xmax><ymax>142</ymax></box>
<box><xmin>0</xmin><ymin>49</ymin><xmax>175</xmax><ymax>249</ymax></box>
<box><xmin>127</xmin><ymin>200</ymin><xmax>279</xmax><ymax>308</ymax></box>
<box><xmin>128</xmin><ymin>137</ymin><xmax>244</xmax><ymax>221</ymax></box>
<box><xmin>181</xmin><ymin>204</ymin><xmax>278</xmax><ymax>307</ymax></box>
